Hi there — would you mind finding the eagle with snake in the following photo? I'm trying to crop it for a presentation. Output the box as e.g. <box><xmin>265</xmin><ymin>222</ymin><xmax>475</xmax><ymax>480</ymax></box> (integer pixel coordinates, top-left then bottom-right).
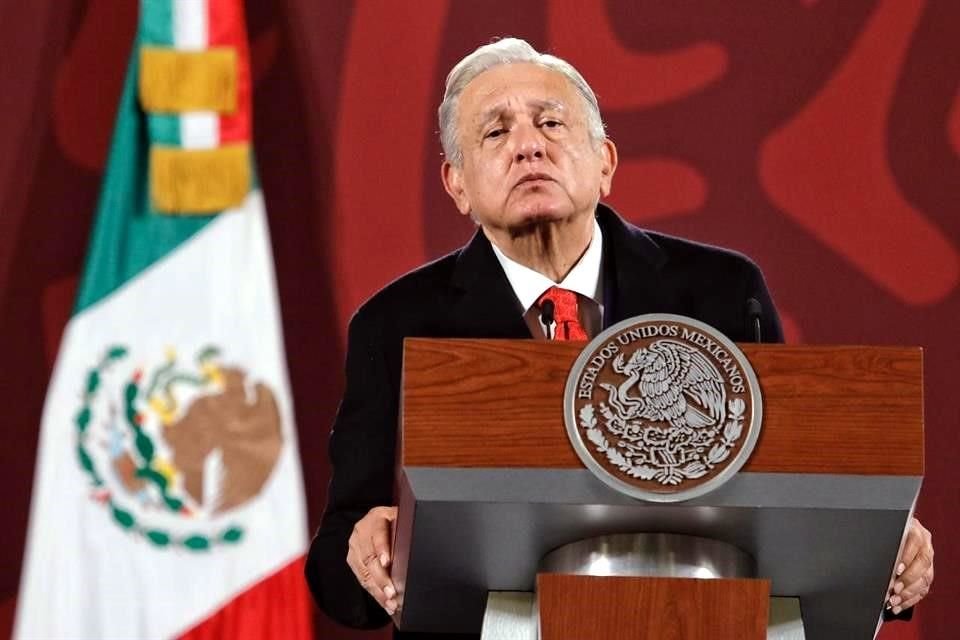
<box><xmin>599</xmin><ymin>339</ymin><xmax>726</xmax><ymax>431</ymax></box>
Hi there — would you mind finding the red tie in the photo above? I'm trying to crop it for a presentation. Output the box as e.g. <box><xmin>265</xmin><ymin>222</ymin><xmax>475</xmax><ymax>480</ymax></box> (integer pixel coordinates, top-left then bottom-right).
<box><xmin>537</xmin><ymin>286</ymin><xmax>588</xmax><ymax>340</ymax></box>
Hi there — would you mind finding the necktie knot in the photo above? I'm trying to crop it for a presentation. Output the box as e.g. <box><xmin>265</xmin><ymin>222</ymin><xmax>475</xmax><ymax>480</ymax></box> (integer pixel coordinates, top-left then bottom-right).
<box><xmin>537</xmin><ymin>286</ymin><xmax>588</xmax><ymax>340</ymax></box>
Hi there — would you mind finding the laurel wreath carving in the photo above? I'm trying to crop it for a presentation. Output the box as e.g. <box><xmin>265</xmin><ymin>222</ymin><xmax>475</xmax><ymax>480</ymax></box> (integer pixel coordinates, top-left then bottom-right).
<box><xmin>75</xmin><ymin>345</ymin><xmax>243</xmax><ymax>551</ymax></box>
<box><xmin>579</xmin><ymin>398</ymin><xmax>746</xmax><ymax>486</ymax></box>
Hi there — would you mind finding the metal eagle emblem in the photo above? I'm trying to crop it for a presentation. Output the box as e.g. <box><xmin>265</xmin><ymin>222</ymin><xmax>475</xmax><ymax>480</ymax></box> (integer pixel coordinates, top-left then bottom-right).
<box><xmin>564</xmin><ymin>314</ymin><xmax>762</xmax><ymax>502</ymax></box>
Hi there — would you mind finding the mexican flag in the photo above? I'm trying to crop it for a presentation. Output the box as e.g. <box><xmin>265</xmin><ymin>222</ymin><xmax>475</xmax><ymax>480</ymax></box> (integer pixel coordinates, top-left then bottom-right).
<box><xmin>15</xmin><ymin>1</ymin><xmax>312</xmax><ymax>638</ymax></box>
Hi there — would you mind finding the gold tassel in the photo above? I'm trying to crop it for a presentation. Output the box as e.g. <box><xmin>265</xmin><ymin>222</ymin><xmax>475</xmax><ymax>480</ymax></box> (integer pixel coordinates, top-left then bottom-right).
<box><xmin>139</xmin><ymin>46</ymin><xmax>237</xmax><ymax>113</ymax></box>
<box><xmin>150</xmin><ymin>144</ymin><xmax>250</xmax><ymax>214</ymax></box>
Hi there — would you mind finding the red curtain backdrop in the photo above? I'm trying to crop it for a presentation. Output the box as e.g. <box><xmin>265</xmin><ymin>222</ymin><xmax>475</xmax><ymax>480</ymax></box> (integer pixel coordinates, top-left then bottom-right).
<box><xmin>0</xmin><ymin>2</ymin><xmax>955</xmax><ymax>639</ymax></box>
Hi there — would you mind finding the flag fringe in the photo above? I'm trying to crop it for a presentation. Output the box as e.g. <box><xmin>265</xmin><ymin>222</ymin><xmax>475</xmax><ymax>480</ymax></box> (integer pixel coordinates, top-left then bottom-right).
<box><xmin>150</xmin><ymin>144</ymin><xmax>250</xmax><ymax>214</ymax></box>
<box><xmin>139</xmin><ymin>46</ymin><xmax>238</xmax><ymax>113</ymax></box>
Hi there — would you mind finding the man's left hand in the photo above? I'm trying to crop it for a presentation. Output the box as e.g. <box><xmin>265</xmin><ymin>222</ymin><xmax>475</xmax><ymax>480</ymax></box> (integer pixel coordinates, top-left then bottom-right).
<box><xmin>887</xmin><ymin>516</ymin><xmax>934</xmax><ymax>615</ymax></box>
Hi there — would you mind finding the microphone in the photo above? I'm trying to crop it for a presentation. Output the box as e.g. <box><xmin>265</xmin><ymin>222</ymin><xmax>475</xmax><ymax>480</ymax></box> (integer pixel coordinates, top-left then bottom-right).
<box><xmin>746</xmin><ymin>298</ymin><xmax>762</xmax><ymax>343</ymax></box>
<box><xmin>540</xmin><ymin>299</ymin><xmax>555</xmax><ymax>339</ymax></box>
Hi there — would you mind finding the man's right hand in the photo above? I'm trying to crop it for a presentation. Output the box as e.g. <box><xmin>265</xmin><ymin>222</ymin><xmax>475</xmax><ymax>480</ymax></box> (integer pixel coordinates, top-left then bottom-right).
<box><xmin>347</xmin><ymin>506</ymin><xmax>399</xmax><ymax>615</ymax></box>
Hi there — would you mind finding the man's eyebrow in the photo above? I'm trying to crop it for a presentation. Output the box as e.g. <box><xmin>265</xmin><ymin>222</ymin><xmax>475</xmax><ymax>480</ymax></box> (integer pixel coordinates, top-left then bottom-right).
<box><xmin>474</xmin><ymin>99</ymin><xmax>569</xmax><ymax>130</ymax></box>
<box><xmin>476</xmin><ymin>104</ymin><xmax>509</xmax><ymax>129</ymax></box>
<box><xmin>529</xmin><ymin>98</ymin><xmax>566</xmax><ymax>112</ymax></box>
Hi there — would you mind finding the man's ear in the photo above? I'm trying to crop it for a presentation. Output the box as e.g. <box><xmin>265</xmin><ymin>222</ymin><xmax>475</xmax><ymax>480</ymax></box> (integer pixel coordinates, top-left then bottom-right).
<box><xmin>598</xmin><ymin>138</ymin><xmax>618</xmax><ymax>198</ymax></box>
<box><xmin>441</xmin><ymin>161</ymin><xmax>471</xmax><ymax>215</ymax></box>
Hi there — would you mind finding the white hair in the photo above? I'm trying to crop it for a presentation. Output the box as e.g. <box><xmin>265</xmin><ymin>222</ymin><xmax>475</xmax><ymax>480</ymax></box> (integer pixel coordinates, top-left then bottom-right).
<box><xmin>438</xmin><ymin>38</ymin><xmax>606</xmax><ymax>166</ymax></box>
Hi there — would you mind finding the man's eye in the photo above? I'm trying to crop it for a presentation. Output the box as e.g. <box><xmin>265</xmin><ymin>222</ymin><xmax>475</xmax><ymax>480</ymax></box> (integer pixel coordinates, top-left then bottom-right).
<box><xmin>485</xmin><ymin>129</ymin><xmax>505</xmax><ymax>139</ymax></box>
<box><xmin>542</xmin><ymin>120</ymin><xmax>562</xmax><ymax>129</ymax></box>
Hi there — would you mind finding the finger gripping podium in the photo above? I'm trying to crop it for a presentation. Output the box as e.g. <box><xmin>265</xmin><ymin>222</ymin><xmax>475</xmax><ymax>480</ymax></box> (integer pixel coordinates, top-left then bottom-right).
<box><xmin>390</xmin><ymin>339</ymin><xmax>923</xmax><ymax>639</ymax></box>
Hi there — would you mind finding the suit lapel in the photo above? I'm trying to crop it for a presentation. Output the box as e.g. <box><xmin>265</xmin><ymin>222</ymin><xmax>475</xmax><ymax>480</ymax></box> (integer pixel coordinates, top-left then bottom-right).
<box><xmin>448</xmin><ymin>229</ymin><xmax>533</xmax><ymax>338</ymax></box>
<box><xmin>598</xmin><ymin>204</ymin><xmax>669</xmax><ymax>326</ymax></box>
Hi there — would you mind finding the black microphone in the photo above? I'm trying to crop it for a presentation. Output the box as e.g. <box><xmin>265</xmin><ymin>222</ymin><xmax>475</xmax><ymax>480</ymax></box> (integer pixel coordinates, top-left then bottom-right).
<box><xmin>746</xmin><ymin>298</ymin><xmax>762</xmax><ymax>343</ymax></box>
<box><xmin>540</xmin><ymin>299</ymin><xmax>555</xmax><ymax>339</ymax></box>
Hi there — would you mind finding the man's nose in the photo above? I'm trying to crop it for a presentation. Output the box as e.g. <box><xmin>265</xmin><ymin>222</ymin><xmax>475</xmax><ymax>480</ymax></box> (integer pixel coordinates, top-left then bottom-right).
<box><xmin>513</xmin><ymin>124</ymin><xmax>545</xmax><ymax>162</ymax></box>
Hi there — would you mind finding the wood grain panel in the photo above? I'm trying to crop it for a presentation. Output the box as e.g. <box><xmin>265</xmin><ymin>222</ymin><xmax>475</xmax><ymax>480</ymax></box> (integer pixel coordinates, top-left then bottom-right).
<box><xmin>537</xmin><ymin>574</ymin><xmax>769</xmax><ymax>640</ymax></box>
<box><xmin>400</xmin><ymin>339</ymin><xmax>923</xmax><ymax>475</ymax></box>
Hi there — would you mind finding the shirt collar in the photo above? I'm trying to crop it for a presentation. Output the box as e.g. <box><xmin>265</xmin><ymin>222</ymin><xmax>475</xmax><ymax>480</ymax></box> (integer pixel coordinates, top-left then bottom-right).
<box><xmin>489</xmin><ymin>218</ymin><xmax>604</xmax><ymax>313</ymax></box>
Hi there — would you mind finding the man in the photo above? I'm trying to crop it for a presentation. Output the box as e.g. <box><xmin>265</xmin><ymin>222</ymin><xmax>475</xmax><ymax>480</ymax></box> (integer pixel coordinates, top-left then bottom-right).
<box><xmin>305</xmin><ymin>38</ymin><xmax>933</xmax><ymax>637</ymax></box>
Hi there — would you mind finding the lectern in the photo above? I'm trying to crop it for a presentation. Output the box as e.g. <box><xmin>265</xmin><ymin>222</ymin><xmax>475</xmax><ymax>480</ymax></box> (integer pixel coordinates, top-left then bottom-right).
<box><xmin>390</xmin><ymin>339</ymin><xmax>923</xmax><ymax>639</ymax></box>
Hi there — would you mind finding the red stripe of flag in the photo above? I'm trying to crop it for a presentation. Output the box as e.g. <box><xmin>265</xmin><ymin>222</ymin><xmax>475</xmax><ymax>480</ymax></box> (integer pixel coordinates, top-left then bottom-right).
<box><xmin>176</xmin><ymin>555</ymin><xmax>313</xmax><ymax>640</ymax></box>
<box><xmin>208</xmin><ymin>0</ymin><xmax>251</xmax><ymax>144</ymax></box>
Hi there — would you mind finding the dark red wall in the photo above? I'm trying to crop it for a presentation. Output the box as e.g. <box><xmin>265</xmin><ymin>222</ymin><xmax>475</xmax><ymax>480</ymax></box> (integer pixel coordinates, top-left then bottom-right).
<box><xmin>0</xmin><ymin>2</ymin><xmax>955</xmax><ymax>639</ymax></box>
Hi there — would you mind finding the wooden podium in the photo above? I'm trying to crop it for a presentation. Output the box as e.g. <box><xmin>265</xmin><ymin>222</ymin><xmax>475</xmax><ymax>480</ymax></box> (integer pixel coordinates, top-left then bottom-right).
<box><xmin>390</xmin><ymin>339</ymin><xmax>923</xmax><ymax>639</ymax></box>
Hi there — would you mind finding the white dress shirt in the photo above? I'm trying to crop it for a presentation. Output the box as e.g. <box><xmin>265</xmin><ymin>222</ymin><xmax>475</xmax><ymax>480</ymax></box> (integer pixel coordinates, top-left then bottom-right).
<box><xmin>489</xmin><ymin>218</ymin><xmax>604</xmax><ymax>339</ymax></box>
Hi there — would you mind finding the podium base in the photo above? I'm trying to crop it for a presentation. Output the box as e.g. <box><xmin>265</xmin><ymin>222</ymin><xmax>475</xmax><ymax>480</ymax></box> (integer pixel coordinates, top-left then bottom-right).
<box><xmin>480</xmin><ymin>592</ymin><xmax>805</xmax><ymax>640</ymax></box>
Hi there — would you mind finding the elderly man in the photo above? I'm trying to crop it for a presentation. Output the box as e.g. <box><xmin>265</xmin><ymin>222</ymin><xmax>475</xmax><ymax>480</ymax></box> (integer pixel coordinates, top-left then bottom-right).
<box><xmin>305</xmin><ymin>38</ymin><xmax>933</xmax><ymax>637</ymax></box>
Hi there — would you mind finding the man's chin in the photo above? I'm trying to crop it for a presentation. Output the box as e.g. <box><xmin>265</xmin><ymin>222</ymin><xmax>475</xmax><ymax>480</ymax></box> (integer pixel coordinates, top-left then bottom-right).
<box><xmin>511</xmin><ymin>202</ymin><xmax>570</xmax><ymax>225</ymax></box>
<box><xmin>509</xmin><ymin>203</ymin><xmax>590</xmax><ymax>231</ymax></box>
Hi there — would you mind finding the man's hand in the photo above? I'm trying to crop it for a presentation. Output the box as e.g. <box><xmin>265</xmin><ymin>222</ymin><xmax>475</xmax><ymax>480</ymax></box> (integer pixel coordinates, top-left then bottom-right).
<box><xmin>347</xmin><ymin>506</ymin><xmax>400</xmax><ymax>615</ymax></box>
<box><xmin>887</xmin><ymin>516</ymin><xmax>934</xmax><ymax>615</ymax></box>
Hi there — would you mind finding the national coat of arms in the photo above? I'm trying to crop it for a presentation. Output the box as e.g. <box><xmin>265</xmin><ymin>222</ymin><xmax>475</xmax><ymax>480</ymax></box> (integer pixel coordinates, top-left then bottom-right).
<box><xmin>74</xmin><ymin>344</ymin><xmax>283</xmax><ymax>550</ymax></box>
<box><xmin>564</xmin><ymin>315</ymin><xmax>762</xmax><ymax>502</ymax></box>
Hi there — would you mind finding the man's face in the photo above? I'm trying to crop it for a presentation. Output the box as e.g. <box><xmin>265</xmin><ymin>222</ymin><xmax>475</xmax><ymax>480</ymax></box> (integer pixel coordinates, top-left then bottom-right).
<box><xmin>442</xmin><ymin>63</ymin><xmax>617</xmax><ymax>236</ymax></box>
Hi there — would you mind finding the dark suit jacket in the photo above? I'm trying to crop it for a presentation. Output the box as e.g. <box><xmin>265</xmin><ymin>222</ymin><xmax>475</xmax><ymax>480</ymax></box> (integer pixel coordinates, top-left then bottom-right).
<box><xmin>305</xmin><ymin>204</ymin><xmax>783</xmax><ymax>638</ymax></box>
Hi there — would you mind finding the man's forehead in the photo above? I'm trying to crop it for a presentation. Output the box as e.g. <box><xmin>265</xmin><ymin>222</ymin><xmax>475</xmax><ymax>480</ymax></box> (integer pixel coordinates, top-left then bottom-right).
<box><xmin>461</xmin><ymin>64</ymin><xmax>580</xmax><ymax>120</ymax></box>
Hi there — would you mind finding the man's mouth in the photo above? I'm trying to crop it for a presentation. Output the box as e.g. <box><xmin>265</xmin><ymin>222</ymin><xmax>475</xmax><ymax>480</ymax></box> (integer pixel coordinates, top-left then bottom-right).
<box><xmin>515</xmin><ymin>173</ymin><xmax>554</xmax><ymax>187</ymax></box>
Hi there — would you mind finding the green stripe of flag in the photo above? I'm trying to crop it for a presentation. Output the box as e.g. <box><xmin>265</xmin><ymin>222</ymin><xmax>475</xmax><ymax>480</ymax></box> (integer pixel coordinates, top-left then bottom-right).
<box><xmin>141</xmin><ymin>0</ymin><xmax>180</xmax><ymax>146</ymax></box>
<box><xmin>74</xmin><ymin>33</ymin><xmax>213</xmax><ymax>314</ymax></box>
<box><xmin>140</xmin><ymin>0</ymin><xmax>174</xmax><ymax>46</ymax></box>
